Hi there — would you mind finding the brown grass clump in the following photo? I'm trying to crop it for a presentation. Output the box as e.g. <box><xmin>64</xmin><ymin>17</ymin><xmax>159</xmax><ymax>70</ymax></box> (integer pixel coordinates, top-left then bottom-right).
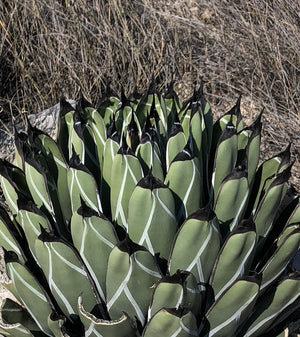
<box><xmin>0</xmin><ymin>0</ymin><xmax>299</xmax><ymax>186</ymax></box>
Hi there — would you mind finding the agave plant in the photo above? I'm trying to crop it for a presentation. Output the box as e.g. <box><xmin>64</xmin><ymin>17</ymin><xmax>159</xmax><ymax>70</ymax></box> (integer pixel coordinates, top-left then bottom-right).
<box><xmin>0</xmin><ymin>79</ymin><xmax>299</xmax><ymax>337</ymax></box>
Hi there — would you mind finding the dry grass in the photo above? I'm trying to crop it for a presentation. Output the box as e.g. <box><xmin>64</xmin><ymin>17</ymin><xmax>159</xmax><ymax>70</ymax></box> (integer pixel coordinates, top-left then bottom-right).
<box><xmin>0</xmin><ymin>0</ymin><xmax>299</xmax><ymax>187</ymax></box>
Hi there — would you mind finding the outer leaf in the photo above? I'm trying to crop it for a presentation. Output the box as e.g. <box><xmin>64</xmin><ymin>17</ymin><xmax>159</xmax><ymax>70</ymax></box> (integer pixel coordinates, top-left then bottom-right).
<box><xmin>70</xmin><ymin>203</ymin><xmax>118</xmax><ymax>301</ymax></box>
<box><xmin>163</xmin><ymin>81</ymin><xmax>181</xmax><ymax>132</ymax></box>
<box><xmin>34</xmin><ymin>133</ymin><xmax>72</xmax><ymax>224</ymax></box>
<box><xmin>0</xmin><ymin>160</ymin><xmax>21</xmax><ymax>217</ymax></box>
<box><xmin>0</xmin><ymin>298</ymin><xmax>41</xmax><ymax>335</ymax></box>
<box><xmin>209</xmin><ymin>218</ymin><xmax>256</xmax><ymax>301</ymax></box>
<box><xmin>169</xmin><ymin>208</ymin><xmax>221</xmax><ymax>287</ymax></box>
<box><xmin>249</xmin><ymin>146</ymin><xmax>290</xmax><ymax>214</ymax></box>
<box><xmin>35</xmin><ymin>231</ymin><xmax>101</xmax><ymax>318</ymax></box>
<box><xmin>17</xmin><ymin>200</ymin><xmax>52</xmax><ymax>260</ymax></box>
<box><xmin>240</xmin><ymin>275</ymin><xmax>300</xmax><ymax>337</ymax></box>
<box><xmin>78</xmin><ymin>297</ymin><xmax>136</xmax><ymax>337</ymax></box>
<box><xmin>0</xmin><ymin>208</ymin><xmax>25</xmax><ymax>264</ymax></box>
<box><xmin>201</xmin><ymin>274</ymin><xmax>261</xmax><ymax>337</ymax></box>
<box><xmin>65</xmin><ymin>108</ymin><xmax>85</xmax><ymax>163</ymax></box>
<box><xmin>258</xmin><ymin>228</ymin><xmax>300</xmax><ymax>291</ymax></box>
<box><xmin>0</xmin><ymin>323</ymin><xmax>36</xmax><ymax>337</ymax></box>
<box><xmin>143</xmin><ymin>308</ymin><xmax>198</xmax><ymax>337</ymax></box>
<box><xmin>84</xmin><ymin>107</ymin><xmax>107</xmax><ymax>170</ymax></box>
<box><xmin>127</xmin><ymin>173</ymin><xmax>177</xmax><ymax>260</ymax></box>
<box><xmin>254</xmin><ymin>166</ymin><xmax>290</xmax><ymax>251</ymax></box>
<box><xmin>5</xmin><ymin>253</ymin><xmax>54</xmax><ymax>336</ymax></box>
<box><xmin>106</xmin><ymin>238</ymin><xmax>161</xmax><ymax>325</ymax></box>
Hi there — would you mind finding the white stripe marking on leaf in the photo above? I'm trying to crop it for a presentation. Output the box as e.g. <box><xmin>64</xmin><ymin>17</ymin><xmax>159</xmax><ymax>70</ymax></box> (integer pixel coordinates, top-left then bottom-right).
<box><xmin>214</xmin><ymin>239</ymin><xmax>256</xmax><ymax>300</ymax></box>
<box><xmin>138</xmin><ymin>194</ymin><xmax>156</xmax><ymax>251</ymax></box>
<box><xmin>80</xmin><ymin>219</ymin><xmax>105</xmax><ymax>300</ymax></box>
<box><xmin>88</xmin><ymin>218</ymin><xmax>115</xmax><ymax>248</ymax></box>
<box><xmin>107</xmin><ymin>258</ymin><xmax>133</xmax><ymax>310</ymax></box>
<box><xmin>180</xmin><ymin>319</ymin><xmax>199</xmax><ymax>336</ymax></box>
<box><xmin>51</xmin><ymin>243</ymin><xmax>86</xmax><ymax>276</ymax></box>
<box><xmin>244</xmin><ymin>293</ymin><xmax>299</xmax><ymax>337</ymax></box>
<box><xmin>156</xmin><ymin>191</ymin><xmax>177</xmax><ymax>222</ymax></box>
<box><xmin>124</xmin><ymin>285</ymin><xmax>145</xmax><ymax>325</ymax></box>
<box><xmin>114</xmin><ymin>156</ymin><xmax>128</xmax><ymax>228</ymax></box>
<box><xmin>134</xmin><ymin>255</ymin><xmax>161</xmax><ymax>278</ymax></box>
<box><xmin>209</xmin><ymin>291</ymin><xmax>258</xmax><ymax>336</ymax></box>
<box><xmin>46</xmin><ymin>244</ymin><xmax>74</xmax><ymax>315</ymax></box>
<box><xmin>1</xmin><ymin>176</ymin><xmax>18</xmax><ymax>214</ymax></box>
<box><xmin>9</xmin><ymin>265</ymin><xmax>47</xmax><ymax>302</ymax></box>
<box><xmin>26</xmin><ymin>165</ymin><xmax>53</xmax><ymax>214</ymax></box>
<box><xmin>74</xmin><ymin>171</ymin><xmax>99</xmax><ymax>213</ymax></box>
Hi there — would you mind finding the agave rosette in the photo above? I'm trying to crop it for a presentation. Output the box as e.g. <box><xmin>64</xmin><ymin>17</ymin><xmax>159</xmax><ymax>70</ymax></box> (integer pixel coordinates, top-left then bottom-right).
<box><xmin>0</xmin><ymin>80</ymin><xmax>299</xmax><ymax>337</ymax></box>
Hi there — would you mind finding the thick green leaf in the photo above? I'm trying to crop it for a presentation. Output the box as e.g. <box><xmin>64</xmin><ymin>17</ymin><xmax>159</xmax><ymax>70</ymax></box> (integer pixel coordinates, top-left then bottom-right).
<box><xmin>5</xmin><ymin>254</ymin><xmax>54</xmax><ymax>336</ymax></box>
<box><xmin>213</xmin><ymin>166</ymin><xmax>249</xmax><ymax>236</ymax></box>
<box><xmin>34</xmin><ymin>133</ymin><xmax>72</xmax><ymax>223</ymax></box>
<box><xmin>258</xmin><ymin>228</ymin><xmax>300</xmax><ymax>291</ymax></box>
<box><xmin>254</xmin><ymin>166</ymin><xmax>290</xmax><ymax>251</ymax></box>
<box><xmin>212</xmin><ymin>123</ymin><xmax>237</xmax><ymax>201</ymax></box>
<box><xmin>136</xmin><ymin>127</ymin><xmax>164</xmax><ymax>181</ymax></box>
<box><xmin>78</xmin><ymin>296</ymin><xmax>136</xmax><ymax>337</ymax></box>
<box><xmin>209</xmin><ymin>218</ymin><xmax>256</xmax><ymax>301</ymax></box>
<box><xmin>67</xmin><ymin>154</ymin><xmax>102</xmax><ymax>214</ymax></box>
<box><xmin>70</xmin><ymin>203</ymin><xmax>118</xmax><ymax>301</ymax></box>
<box><xmin>127</xmin><ymin>173</ymin><xmax>177</xmax><ymax>260</ymax></box>
<box><xmin>110</xmin><ymin>144</ymin><xmax>143</xmax><ymax>229</ymax></box>
<box><xmin>166</xmin><ymin>123</ymin><xmax>187</xmax><ymax>171</ymax></box>
<box><xmin>240</xmin><ymin>275</ymin><xmax>300</xmax><ymax>337</ymax></box>
<box><xmin>148</xmin><ymin>271</ymin><xmax>201</xmax><ymax>319</ymax></box>
<box><xmin>143</xmin><ymin>308</ymin><xmax>198</xmax><ymax>337</ymax></box>
<box><xmin>201</xmin><ymin>274</ymin><xmax>261</xmax><ymax>337</ymax></box>
<box><xmin>165</xmin><ymin>147</ymin><xmax>202</xmax><ymax>223</ymax></box>
<box><xmin>169</xmin><ymin>208</ymin><xmax>221</xmax><ymax>287</ymax></box>
<box><xmin>17</xmin><ymin>200</ymin><xmax>52</xmax><ymax>260</ymax></box>
<box><xmin>106</xmin><ymin>238</ymin><xmax>161</xmax><ymax>325</ymax></box>
<box><xmin>249</xmin><ymin>146</ymin><xmax>290</xmax><ymax>214</ymax></box>
<box><xmin>100</xmin><ymin>127</ymin><xmax>120</xmax><ymax>218</ymax></box>
<box><xmin>35</xmin><ymin>232</ymin><xmax>101</xmax><ymax>318</ymax></box>
<box><xmin>1</xmin><ymin>299</ymin><xmax>39</xmax><ymax>332</ymax></box>
<box><xmin>0</xmin><ymin>210</ymin><xmax>24</xmax><ymax>263</ymax></box>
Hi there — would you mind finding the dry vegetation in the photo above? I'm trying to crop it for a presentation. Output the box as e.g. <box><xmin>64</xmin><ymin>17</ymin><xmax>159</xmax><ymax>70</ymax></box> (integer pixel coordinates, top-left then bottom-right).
<box><xmin>0</xmin><ymin>0</ymin><xmax>299</xmax><ymax>187</ymax></box>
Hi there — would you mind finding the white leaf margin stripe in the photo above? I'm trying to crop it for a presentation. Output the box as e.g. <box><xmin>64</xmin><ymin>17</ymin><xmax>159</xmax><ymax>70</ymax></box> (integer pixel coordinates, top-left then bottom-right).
<box><xmin>214</xmin><ymin>238</ymin><xmax>256</xmax><ymax>300</ymax></box>
<box><xmin>138</xmin><ymin>193</ymin><xmax>156</xmax><ymax>255</ymax></box>
<box><xmin>244</xmin><ymin>292</ymin><xmax>300</xmax><ymax>337</ymax></box>
<box><xmin>74</xmin><ymin>170</ymin><xmax>100</xmax><ymax>213</ymax></box>
<box><xmin>0</xmin><ymin>227</ymin><xmax>21</xmax><ymax>255</ymax></box>
<box><xmin>9</xmin><ymin>264</ymin><xmax>47</xmax><ymax>302</ymax></box>
<box><xmin>124</xmin><ymin>285</ymin><xmax>145</xmax><ymax>325</ymax></box>
<box><xmin>45</xmin><ymin>244</ymin><xmax>74</xmax><ymax>315</ymax></box>
<box><xmin>8</xmin><ymin>265</ymin><xmax>53</xmax><ymax>336</ymax></box>
<box><xmin>80</xmin><ymin>219</ymin><xmax>105</xmax><ymax>300</ymax></box>
<box><xmin>208</xmin><ymin>290</ymin><xmax>258</xmax><ymax>336</ymax></box>
<box><xmin>88</xmin><ymin>218</ymin><xmax>115</xmax><ymax>248</ymax></box>
<box><xmin>107</xmin><ymin>258</ymin><xmax>133</xmax><ymax>311</ymax></box>
<box><xmin>0</xmin><ymin>176</ymin><xmax>18</xmax><ymax>214</ymax></box>
<box><xmin>25</xmin><ymin>164</ymin><xmax>54</xmax><ymax>215</ymax></box>
<box><xmin>50</xmin><ymin>242</ymin><xmax>87</xmax><ymax>276</ymax></box>
<box><xmin>133</xmin><ymin>254</ymin><xmax>161</xmax><ymax>278</ymax></box>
